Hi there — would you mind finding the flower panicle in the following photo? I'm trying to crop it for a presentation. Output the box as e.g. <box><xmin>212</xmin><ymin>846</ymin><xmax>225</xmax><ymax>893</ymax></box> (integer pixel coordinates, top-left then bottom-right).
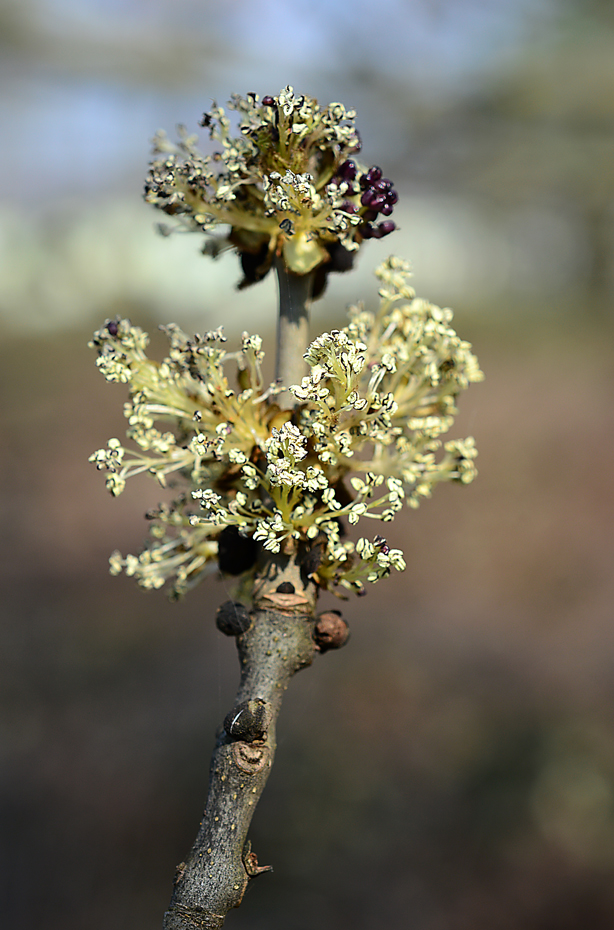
<box><xmin>144</xmin><ymin>87</ymin><xmax>400</xmax><ymax>291</ymax></box>
<box><xmin>90</xmin><ymin>257</ymin><xmax>482</xmax><ymax>599</ymax></box>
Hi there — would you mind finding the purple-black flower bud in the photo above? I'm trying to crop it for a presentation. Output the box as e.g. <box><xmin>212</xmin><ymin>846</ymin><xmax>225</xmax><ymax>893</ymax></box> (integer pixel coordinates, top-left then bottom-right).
<box><xmin>369</xmin><ymin>193</ymin><xmax>387</xmax><ymax>211</ymax></box>
<box><xmin>378</xmin><ymin>221</ymin><xmax>396</xmax><ymax>237</ymax></box>
<box><xmin>262</xmin><ymin>96</ymin><xmax>275</xmax><ymax>107</ymax></box>
<box><xmin>380</xmin><ymin>203</ymin><xmax>394</xmax><ymax>217</ymax></box>
<box><xmin>386</xmin><ymin>189</ymin><xmax>399</xmax><ymax>205</ymax></box>
<box><xmin>337</xmin><ymin>160</ymin><xmax>357</xmax><ymax>182</ymax></box>
<box><xmin>361</xmin><ymin>188</ymin><xmax>377</xmax><ymax>207</ymax></box>
<box><xmin>366</xmin><ymin>166</ymin><xmax>383</xmax><ymax>184</ymax></box>
<box><xmin>106</xmin><ymin>321</ymin><xmax>119</xmax><ymax>337</ymax></box>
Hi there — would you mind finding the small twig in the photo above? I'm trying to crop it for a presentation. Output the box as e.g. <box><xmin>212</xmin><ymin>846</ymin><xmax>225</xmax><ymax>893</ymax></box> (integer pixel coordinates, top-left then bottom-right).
<box><xmin>164</xmin><ymin>555</ymin><xmax>318</xmax><ymax>929</ymax></box>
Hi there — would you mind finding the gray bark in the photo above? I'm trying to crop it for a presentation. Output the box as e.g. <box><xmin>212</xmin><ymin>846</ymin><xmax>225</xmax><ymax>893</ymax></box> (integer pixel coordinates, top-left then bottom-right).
<box><xmin>163</xmin><ymin>554</ymin><xmax>318</xmax><ymax>928</ymax></box>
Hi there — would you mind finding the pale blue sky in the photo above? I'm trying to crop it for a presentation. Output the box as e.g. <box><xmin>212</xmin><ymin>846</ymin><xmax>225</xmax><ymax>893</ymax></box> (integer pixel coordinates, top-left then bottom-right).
<box><xmin>1</xmin><ymin>0</ymin><xmax>557</xmax><ymax>207</ymax></box>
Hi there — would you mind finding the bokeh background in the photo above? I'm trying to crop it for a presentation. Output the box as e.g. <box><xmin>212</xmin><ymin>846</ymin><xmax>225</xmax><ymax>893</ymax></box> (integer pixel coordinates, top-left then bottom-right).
<box><xmin>2</xmin><ymin>1</ymin><xmax>614</xmax><ymax>927</ymax></box>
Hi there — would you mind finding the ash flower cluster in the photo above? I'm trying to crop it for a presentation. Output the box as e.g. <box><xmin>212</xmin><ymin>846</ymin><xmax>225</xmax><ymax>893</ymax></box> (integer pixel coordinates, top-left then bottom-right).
<box><xmin>144</xmin><ymin>86</ymin><xmax>399</xmax><ymax>290</ymax></box>
<box><xmin>90</xmin><ymin>257</ymin><xmax>483</xmax><ymax>598</ymax></box>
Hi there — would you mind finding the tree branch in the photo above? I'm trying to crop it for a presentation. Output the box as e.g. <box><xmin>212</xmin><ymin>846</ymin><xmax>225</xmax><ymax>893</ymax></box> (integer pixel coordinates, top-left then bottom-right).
<box><xmin>163</xmin><ymin>552</ymin><xmax>318</xmax><ymax>929</ymax></box>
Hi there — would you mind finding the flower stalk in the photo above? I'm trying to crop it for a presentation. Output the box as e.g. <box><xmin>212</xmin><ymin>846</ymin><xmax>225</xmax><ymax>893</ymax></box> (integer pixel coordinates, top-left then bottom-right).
<box><xmin>274</xmin><ymin>257</ymin><xmax>314</xmax><ymax>407</ymax></box>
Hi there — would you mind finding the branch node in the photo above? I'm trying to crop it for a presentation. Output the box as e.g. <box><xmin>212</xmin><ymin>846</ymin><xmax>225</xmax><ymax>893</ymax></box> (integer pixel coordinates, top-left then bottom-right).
<box><xmin>232</xmin><ymin>740</ymin><xmax>270</xmax><ymax>774</ymax></box>
<box><xmin>243</xmin><ymin>840</ymin><xmax>274</xmax><ymax>878</ymax></box>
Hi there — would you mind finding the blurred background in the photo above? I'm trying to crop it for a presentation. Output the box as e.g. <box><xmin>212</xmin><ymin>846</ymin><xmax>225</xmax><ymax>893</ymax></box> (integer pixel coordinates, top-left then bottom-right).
<box><xmin>1</xmin><ymin>0</ymin><xmax>614</xmax><ymax>927</ymax></box>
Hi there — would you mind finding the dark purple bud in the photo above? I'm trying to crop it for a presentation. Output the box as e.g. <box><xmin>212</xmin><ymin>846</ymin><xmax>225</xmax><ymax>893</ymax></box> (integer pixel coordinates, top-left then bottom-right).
<box><xmin>106</xmin><ymin>320</ymin><xmax>119</xmax><ymax>336</ymax></box>
<box><xmin>386</xmin><ymin>189</ymin><xmax>399</xmax><ymax>205</ymax></box>
<box><xmin>262</xmin><ymin>95</ymin><xmax>275</xmax><ymax>107</ymax></box>
<box><xmin>362</xmin><ymin>209</ymin><xmax>377</xmax><ymax>222</ymax></box>
<box><xmin>337</xmin><ymin>160</ymin><xmax>357</xmax><ymax>182</ymax></box>
<box><xmin>373</xmin><ymin>179</ymin><xmax>392</xmax><ymax>192</ymax></box>
<box><xmin>360</xmin><ymin>224</ymin><xmax>374</xmax><ymax>239</ymax></box>
<box><xmin>361</xmin><ymin>188</ymin><xmax>377</xmax><ymax>207</ymax></box>
<box><xmin>370</xmin><ymin>225</ymin><xmax>384</xmax><ymax>239</ymax></box>
<box><xmin>380</xmin><ymin>203</ymin><xmax>394</xmax><ymax>217</ymax></box>
<box><xmin>378</xmin><ymin>221</ymin><xmax>396</xmax><ymax>237</ymax></box>
<box><xmin>369</xmin><ymin>193</ymin><xmax>387</xmax><ymax>211</ymax></box>
<box><xmin>216</xmin><ymin>601</ymin><xmax>251</xmax><ymax>637</ymax></box>
<box><xmin>366</xmin><ymin>166</ymin><xmax>383</xmax><ymax>183</ymax></box>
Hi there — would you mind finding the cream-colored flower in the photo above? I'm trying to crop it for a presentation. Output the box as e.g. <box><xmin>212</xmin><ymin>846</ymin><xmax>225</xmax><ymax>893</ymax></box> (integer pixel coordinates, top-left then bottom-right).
<box><xmin>91</xmin><ymin>232</ymin><xmax>481</xmax><ymax>596</ymax></box>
